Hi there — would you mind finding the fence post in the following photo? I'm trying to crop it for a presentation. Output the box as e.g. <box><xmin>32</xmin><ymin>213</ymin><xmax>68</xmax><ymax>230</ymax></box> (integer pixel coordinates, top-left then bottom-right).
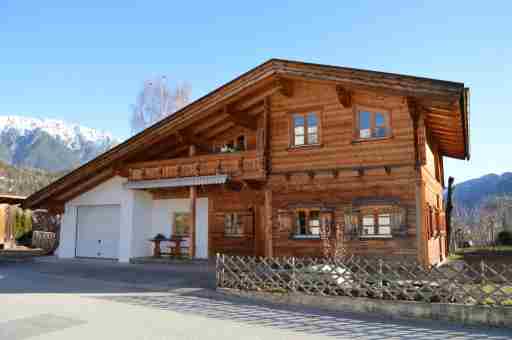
<box><xmin>216</xmin><ymin>253</ymin><xmax>224</xmax><ymax>288</ymax></box>
<box><xmin>291</xmin><ymin>256</ymin><xmax>296</xmax><ymax>292</ymax></box>
<box><xmin>378</xmin><ymin>258</ymin><xmax>383</xmax><ymax>297</ymax></box>
<box><xmin>480</xmin><ymin>260</ymin><xmax>486</xmax><ymax>283</ymax></box>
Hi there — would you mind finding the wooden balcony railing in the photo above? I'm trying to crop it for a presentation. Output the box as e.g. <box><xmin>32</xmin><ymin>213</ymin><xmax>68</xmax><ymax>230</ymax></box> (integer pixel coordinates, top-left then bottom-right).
<box><xmin>128</xmin><ymin>150</ymin><xmax>266</xmax><ymax>182</ymax></box>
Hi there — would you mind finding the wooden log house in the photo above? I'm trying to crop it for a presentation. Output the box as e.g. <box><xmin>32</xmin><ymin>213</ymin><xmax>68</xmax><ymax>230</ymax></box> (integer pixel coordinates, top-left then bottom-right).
<box><xmin>24</xmin><ymin>59</ymin><xmax>470</xmax><ymax>266</ymax></box>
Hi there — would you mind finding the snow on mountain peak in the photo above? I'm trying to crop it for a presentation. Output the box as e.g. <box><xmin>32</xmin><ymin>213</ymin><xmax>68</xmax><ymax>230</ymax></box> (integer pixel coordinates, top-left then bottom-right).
<box><xmin>0</xmin><ymin>115</ymin><xmax>119</xmax><ymax>150</ymax></box>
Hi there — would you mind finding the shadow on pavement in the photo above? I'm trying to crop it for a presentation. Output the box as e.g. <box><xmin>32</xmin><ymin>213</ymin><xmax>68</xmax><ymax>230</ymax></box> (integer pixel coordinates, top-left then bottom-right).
<box><xmin>96</xmin><ymin>290</ymin><xmax>512</xmax><ymax>340</ymax></box>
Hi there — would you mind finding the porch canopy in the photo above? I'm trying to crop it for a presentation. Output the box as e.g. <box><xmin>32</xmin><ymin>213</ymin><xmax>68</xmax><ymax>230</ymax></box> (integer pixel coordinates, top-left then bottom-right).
<box><xmin>123</xmin><ymin>175</ymin><xmax>228</xmax><ymax>190</ymax></box>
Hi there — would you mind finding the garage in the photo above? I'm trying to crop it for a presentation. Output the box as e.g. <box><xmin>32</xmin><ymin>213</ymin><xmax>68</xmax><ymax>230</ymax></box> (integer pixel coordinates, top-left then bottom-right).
<box><xmin>76</xmin><ymin>205</ymin><xmax>121</xmax><ymax>259</ymax></box>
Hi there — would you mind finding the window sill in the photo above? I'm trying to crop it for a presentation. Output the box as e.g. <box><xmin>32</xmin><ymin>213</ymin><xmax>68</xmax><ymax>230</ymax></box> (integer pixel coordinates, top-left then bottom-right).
<box><xmin>359</xmin><ymin>235</ymin><xmax>393</xmax><ymax>239</ymax></box>
<box><xmin>224</xmin><ymin>234</ymin><xmax>248</xmax><ymax>239</ymax></box>
<box><xmin>287</xmin><ymin>144</ymin><xmax>323</xmax><ymax>151</ymax></box>
<box><xmin>352</xmin><ymin>136</ymin><xmax>393</xmax><ymax>144</ymax></box>
<box><xmin>291</xmin><ymin>235</ymin><xmax>321</xmax><ymax>240</ymax></box>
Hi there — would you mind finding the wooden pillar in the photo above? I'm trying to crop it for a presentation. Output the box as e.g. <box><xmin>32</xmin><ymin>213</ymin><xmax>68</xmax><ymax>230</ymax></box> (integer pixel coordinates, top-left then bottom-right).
<box><xmin>263</xmin><ymin>97</ymin><xmax>271</xmax><ymax>174</ymax></box>
<box><xmin>264</xmin><ymin>187</ymin><xmax>273</xmax><ymax>257</ymax></box>
<box><xmin>189</xmin><ymin>186</ymin><xmax>196</xmax><ymax>258</ymax></box>
<box><xmin>189</xmin><ymin>145</ymin><xmax>197</xmax><ymax>258</ymax></box>
<box><xmin>415</xmin><ymin>176</ymin><xmax>428</xmax><ymax>266</ymax></box>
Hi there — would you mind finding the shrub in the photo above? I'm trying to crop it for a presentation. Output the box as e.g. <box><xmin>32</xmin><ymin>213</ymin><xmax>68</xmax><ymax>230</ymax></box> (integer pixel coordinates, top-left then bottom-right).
<box><xmin>24</xmin><ymin>210</ymin><xmax>32</xmax><ymax>234</ymax></box>
<box><xmin>497</xmin><ymin>231</ymin><xmax>512</xmax><ymax>246</ymax></box>
<box><xmin>14</xmin><ymin>208</ymin><xmax>33</xmax><ymax>244</ymax></box>
<box><xmin>14</xmin><ymin>208</ymin><xmax>24</xmax><ymax>240</ymax></box>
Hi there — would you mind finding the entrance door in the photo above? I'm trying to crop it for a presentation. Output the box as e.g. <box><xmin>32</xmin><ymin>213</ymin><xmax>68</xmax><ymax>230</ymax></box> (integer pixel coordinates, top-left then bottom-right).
<box><xmin>76</xmin><ymin>205</ymin><xmax>120</xmax><ymax>259</ymax></box>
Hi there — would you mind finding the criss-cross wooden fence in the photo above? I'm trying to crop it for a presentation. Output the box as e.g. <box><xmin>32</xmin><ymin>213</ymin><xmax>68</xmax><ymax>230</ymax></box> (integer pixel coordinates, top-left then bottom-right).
<box><xmin>32</xmin><ymin>231</ymin><xmax>57</xmax><ymax>252</ymax></box>
<box><xmin>216</xmin><ymin>254</ymin><xmax>512</xmax><ymax>306</ymax></box>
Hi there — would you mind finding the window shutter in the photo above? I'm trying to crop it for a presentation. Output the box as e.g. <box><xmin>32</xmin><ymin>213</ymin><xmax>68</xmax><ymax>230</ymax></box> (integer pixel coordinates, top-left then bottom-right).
<box><xmin>238</xmin><ymin>210</ymin><xmax>254</xmax><ymax>236</ymax></box>
<box><xmin>320</xmin><ymin>212</ymin><xmax>334</xmax><ymax>238</ymax></box>
<box><xmin>277</xmin><ymin>209</ymin><xmax>293</xmax><ymax>233</ymax></box>
<box><xmin>343</xmin><ymin>207</ymin><xmax>357</xmax><ymax>240</ymax></box>
<box><xmin>391</xmin><ymin>206</ymin><xmax>407</xmax><ymax>237</ymax></box>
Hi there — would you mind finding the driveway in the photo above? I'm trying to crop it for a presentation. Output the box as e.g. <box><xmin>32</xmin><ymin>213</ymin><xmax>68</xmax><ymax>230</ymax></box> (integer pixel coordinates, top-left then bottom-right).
<box><xmin>0</xmin><ymin>257</ymin><xmax>215</xmax><ymax>294</ymax></box>
<box><xmin>1</xmin><ymin>258</ymin><xmax>511</xmax><ymax>339</ymax></box>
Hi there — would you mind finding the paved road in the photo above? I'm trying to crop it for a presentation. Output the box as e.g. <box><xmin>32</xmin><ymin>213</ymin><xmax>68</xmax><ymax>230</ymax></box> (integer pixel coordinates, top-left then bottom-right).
<box><xmin>1</xmin><ymin>258</ymin><xmax>511</xmax><ymax>340</ymax></box>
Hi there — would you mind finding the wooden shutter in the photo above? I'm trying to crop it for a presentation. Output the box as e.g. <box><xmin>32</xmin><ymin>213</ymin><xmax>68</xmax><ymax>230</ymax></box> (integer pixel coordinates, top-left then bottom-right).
<box><xmin>277</xmin><ymin>209</ymin><xmax>293</xmax><ymax>233</ymax></box>
<box><xmin>238</xmin><ymin>210</ymin><xmax>254</xmax><ymax>236</ymax></box>
<box><xmin>320</xmin><ymin>212</ymin><xmax>334</xmax><ymax>238</ymax></box>
<box><xmin>391</xmin><ymin>206</ymin><xmax>407</xmax><ymax>237</ymax></box>
<box><xmin>343</xmin><ymin>206</ymin><xmax>357</xmax><ymax>240</ymax></box>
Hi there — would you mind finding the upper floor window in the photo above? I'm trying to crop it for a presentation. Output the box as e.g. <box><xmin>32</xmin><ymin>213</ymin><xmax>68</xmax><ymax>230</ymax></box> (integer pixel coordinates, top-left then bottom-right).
<box><xmin>292</xmin><ymin>112</ymin><xmax>319</xmax><ymax>146</ymax></box>
<box><xmin>356</xmin><ymin>108</ymin><xmax>390</xmax><ymax>140</ymax></box>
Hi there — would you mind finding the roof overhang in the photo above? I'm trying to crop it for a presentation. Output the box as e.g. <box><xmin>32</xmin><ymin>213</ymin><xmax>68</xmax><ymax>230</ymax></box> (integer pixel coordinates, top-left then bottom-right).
<box><xmin>24</xmin><ymin>58</ymin><xmax>471</xmax><ymax>209</ymax></box>
<box><xmin>0</xmin><ymin>194</ymin><xmax>27</xmax><ymax>205</ymax></box>
<box><xmin>124</xmin><ymin>175</ymin><xmax>228</xmax><ymax>190</ymax></box>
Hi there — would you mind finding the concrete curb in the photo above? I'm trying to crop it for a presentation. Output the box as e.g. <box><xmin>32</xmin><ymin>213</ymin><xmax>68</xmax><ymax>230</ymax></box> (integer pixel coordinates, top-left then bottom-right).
<box><xmin>217</xmin><ymin>288</ymin><xmax>512</xmax><ymax>329</ymax></box>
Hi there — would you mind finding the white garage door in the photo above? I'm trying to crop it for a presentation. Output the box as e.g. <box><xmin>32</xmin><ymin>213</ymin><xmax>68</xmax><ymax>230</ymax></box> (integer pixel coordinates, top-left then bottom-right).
<box><xmin>76</xmin><ymin>205</ymin><xmax>120</xmax><ymax>259</ymax></box>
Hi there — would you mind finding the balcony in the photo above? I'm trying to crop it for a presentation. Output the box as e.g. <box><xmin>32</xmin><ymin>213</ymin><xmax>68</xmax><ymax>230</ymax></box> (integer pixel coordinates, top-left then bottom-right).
<box><xmin>128</xmin><ymin>150</ymin><xmax>266</xmax><ymax>182</ymax></box>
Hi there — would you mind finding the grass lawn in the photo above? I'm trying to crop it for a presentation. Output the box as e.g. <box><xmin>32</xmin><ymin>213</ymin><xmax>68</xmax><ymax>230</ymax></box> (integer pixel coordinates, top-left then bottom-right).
<box><xmin>446</xmin><ymin>246</ymin><xmax>512</xmax><ymax>305</ymax></box>
<box><xmin>455</xmin><ymin>245</ymin><xmax>512</xmax><ymax>253</ymax></box>
<box><xmin>479</xmin><ymin>284</ymin><xmax>512</xmax><ymax>306</ymax></box>
<box><xmin>449</xmin><ymin>245</ymin><xmax>512</xmax><ymax>264</ymax></box>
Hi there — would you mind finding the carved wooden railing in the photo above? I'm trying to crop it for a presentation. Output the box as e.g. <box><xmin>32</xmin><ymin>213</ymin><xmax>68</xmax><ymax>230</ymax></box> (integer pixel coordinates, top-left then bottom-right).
<box><xmin>128</xmin><ymin>150</ymin><xmax>266</xmax><ymax>182</ymax></box>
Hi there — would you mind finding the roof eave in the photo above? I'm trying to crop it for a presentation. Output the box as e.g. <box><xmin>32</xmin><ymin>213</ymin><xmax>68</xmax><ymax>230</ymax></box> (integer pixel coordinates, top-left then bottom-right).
<box><xmin>460</xmin><ymin>87</ymin><xmax>471</xmax><ymax>160</ymax></box>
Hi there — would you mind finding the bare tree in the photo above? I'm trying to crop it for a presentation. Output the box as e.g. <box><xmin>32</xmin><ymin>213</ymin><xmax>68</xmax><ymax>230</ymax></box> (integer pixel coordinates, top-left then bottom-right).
<box><xmin>131</xmin><ymin>76</ymin><xmax>191</xmax><ymax>134</ymax></box>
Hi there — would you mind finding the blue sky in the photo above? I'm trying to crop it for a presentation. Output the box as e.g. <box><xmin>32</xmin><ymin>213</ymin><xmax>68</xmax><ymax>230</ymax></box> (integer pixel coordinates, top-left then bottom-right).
<box><xmin>1</xmin><ymin>1</ymin><xmax>511</xmax><ymax>183</ymax></box>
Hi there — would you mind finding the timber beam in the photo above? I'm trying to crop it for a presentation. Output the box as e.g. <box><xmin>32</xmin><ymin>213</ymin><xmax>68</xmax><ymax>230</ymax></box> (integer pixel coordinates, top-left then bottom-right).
<box><xmin>336</xmin><ymin>85</ymin><xmax>352</xmax><ymax>108</ymax></box>
<box><xmin>274</xmin><ymin>163</ymin><xmax>413</xmax><ymax>179</ymax></box>
<box><xmin>204</xmin><ymin>121</ymin><xmax>236</xmax><ymax>140</ymax></box>
<box><xmin>176</xmin><ymin>128</ymin><xmax>211</xmax><ymax>152</ymax></box>
<box><xmin>223</xmin><ymin>106</ymin><xmax>258</xmax><ymax>130</ymax></box>
<box><xmin>112</xmin><ymin>162</ymin><xmax>129</xmax><ymax>178</ymax></box>
<box><xmin>407</xmin><ymin>97</ymin><xmax>421</xmax><ymax>168</ymax></box>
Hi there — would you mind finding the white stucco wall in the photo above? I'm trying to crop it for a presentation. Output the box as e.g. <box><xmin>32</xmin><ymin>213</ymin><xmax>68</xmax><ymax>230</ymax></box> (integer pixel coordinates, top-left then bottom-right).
<box><xmin>130</xmin><ymin>190</ymin><xmax>153</xmax><ymax>258</ymax></box>
<box><xmin>60</xmin><ymin>176</ymin><xmax>136</xmax><ymax>262</ymax></box>
<box><xmin>151</xmin><ymin>198</ymin><xmax>209</xmax><ymax>259</ymax></box>
<box><xmin>59</xmin><ymin>175</ymin><xmax>210</xmax><ymax>262</ymax></box>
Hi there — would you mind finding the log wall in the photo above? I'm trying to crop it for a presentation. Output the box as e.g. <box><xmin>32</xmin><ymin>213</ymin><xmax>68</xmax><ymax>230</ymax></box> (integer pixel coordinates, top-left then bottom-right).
<box><xmin>149</xmin><ymin>78</ymin><xmax>448</xmax><ymax>264</ymax></box>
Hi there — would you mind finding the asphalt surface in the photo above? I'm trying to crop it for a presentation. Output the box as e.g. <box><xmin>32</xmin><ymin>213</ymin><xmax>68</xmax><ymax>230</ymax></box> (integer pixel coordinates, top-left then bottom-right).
<box><xmin>1</xmin><ymin>258</ymin><xmax>511</xmax><ymax>340</ymax></box>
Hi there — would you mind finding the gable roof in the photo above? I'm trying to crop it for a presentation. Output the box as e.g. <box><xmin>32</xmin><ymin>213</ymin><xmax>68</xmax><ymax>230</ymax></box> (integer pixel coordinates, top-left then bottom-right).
<box><xmin>24</xmin><ymin>58</ymin><xmax>469</xmax><ymax>209</ymax></box>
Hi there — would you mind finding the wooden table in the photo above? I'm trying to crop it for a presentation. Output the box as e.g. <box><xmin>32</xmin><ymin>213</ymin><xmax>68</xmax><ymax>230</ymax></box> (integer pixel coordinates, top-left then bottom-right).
<box><xmin>148</xmin><ymin>237</ymin><xmax>188</xmax><ymax>257</ymax></box>
<box><xmin>148</xmin><ymin>238</ymin><xmax>169</xmax><ymax>257</ymax></box>
<box><xmin>169</xmin><ymin>236</ymin><xmax>186</xmax><ymax>256</ymax></box>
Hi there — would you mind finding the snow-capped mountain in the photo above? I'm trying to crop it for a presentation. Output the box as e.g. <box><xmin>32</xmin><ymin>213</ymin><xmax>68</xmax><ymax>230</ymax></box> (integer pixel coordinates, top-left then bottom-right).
<box><xmin>0</xmin><ymin>115</ymin><xmax>120</xmax><ymax>172</ymax></box>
